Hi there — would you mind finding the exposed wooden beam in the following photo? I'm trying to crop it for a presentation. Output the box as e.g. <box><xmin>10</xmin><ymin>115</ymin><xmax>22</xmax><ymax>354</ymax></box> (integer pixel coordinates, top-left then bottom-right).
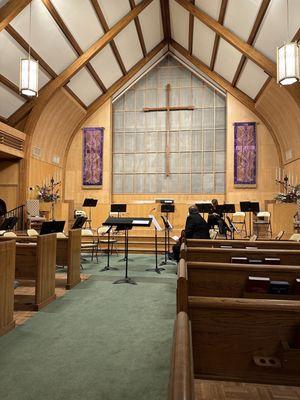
<box><xmin>0</xmin><ymin>73</ymin><xmax>24</xmax><ymax>98</ymax></box>
<box><xmin>0</xmin><ymin>0</ymin><xmax>30</xmax><ymax>32</ymax></box>
<box><xmin>209</xmin><ymin>0</ymin><xmax>227</xmax><ymax>70</ymax></box>
<box><xmin>87</xmin><ymin>40</ymin><xmax>166</xmax><ymax>117</ymax></box>
<box><xmin>0</xmin><ymin>115</ymin><xmax>7</xmax><ymax>123</ymax></box>
<box><xmin>90</xmin><ymin>0</ymin><xmax>127</xmax><ymax>76</ymax></box>
<box><xmin>175</xmin><ymin>0</ymin><xmax>276</xmax><ymax>77</ymax></box>
<box><xmin>171</xmin><ymin>39</ymin><xmax>255</xmax><ymax>111</ymax></box>
<box><xmin>6</xmin><ymin>25</ymin><xmax>57</xmax><ymax>78</ymax></box>
<box><xmin>170</xmin><ymin>39</ymin><xmax>283</xmax><ymax>165</ymax></box>
<box><xmin>129</xmin><ymin>0</ymin><xmax>147</xmax><ymax>57</ymax></box>
<box><xmin>293</xmin><ymin>28</ymin><xmax>300</xmax><ymax>43</ymax></box>
<box><xmin>254</xmin><ymin>76</ymin><xmax>272</xmax><ymax>103</ymax></box>
<box><xmin>160</xmin><ymin>0</ymin><xmax>171</xmax><ymax>42</ymax></box>
<box><xmin>41</xmin><ymin>0</ymin><xmax>106</xmax><ymax>93</ymax></box>
<box><xmin>232</xmin><ymin>0</ymin><xmax>271</xmax><ymax>86</ymax></box>
<box><xmin>188</xmin><ymin>0</ymin><xmax>195</xmax><ymax>54</ymax></box>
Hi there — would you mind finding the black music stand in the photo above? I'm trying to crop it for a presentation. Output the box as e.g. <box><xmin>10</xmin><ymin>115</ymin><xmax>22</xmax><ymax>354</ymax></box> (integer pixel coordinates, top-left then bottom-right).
<box><xmin>240</xmin><ymin>201</ymin><xmax>260</xmax><ymax>236</ymax></box>
<box><xmin>83</xmin><ymin>198</ymin><xmax>98</xmax><ymax>228</ymax></box>
<box><xmin>196</xmin><ymin>203</ymin><xmax>214</xmax><ymax>218</ymax></box>
<box><xmin>100</xmin><ymin>226</ymin><xmax>118</xmax><ymax>272</ymax></box>
<box><xmin>145</xmin><ymin>215</ymin><xmax>165</xmax><ymax>274</ymax></box>
<box><xmin>0</xmin><ymin>216</ymin><xmax>18</xmax><ymax>231</ymax></box>
<box><xmin>103</xmin><ymin>217</ymin><xmax>152</xmax><ymax>285</ymax></box>
<box><xmin>161</xmin><ymin>203</ymin><xmax>175</xmax><ymax>256</ymax></box>
<box><xmin>40</xmin><ymin>220</ymin><xmax>65</xmax><ymax>235</ymax></box>
<box><xmin>111</xmin><ymin>204</ymin><xmax>126</xmax><ymax>217</ymax></box>
<box><xmin>159</xmin><ymin>215</ymin><xmax>176</xmax><ymax>266</ymax></box>
<box><xmin>72</xmin><ymin>216</ymin><xmax>87</xmax><ymax>229</ymax></box>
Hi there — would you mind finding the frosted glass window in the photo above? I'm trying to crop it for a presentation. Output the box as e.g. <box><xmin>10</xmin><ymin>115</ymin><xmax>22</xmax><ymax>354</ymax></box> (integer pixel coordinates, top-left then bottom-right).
<box><xmin>112</xmin><ymin>55</ymin><xmax>226</xmax><ymax>194</ymax></box>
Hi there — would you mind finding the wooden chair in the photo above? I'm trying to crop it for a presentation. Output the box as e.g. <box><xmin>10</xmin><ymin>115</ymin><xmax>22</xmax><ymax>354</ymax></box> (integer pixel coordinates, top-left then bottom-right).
<box><xmin>97</xmin><ymin>226</ymin><xmax>118</xmax><ymax>256</ymax></box>
<box><xmin>0</xmin><ymin>240</ymin><xmax>15</xmax><ymax>336</ymax></box>
<box><xmin>253</xmin><ymin>211</ymin><xmax>272</xmax><ymax>238</ymax></box>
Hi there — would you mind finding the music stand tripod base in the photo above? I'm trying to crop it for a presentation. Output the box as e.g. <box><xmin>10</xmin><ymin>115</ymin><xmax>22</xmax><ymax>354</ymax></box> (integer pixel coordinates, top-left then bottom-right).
<box><xmin>159</xmin><ymin>259</ymin><xmax>176</xmax><ymax>266</ymax></box>
<box><xmin>101</xmin><ymin>265</ymin><xmax>118</xmax><ymax>272</ymax></box>
<box><xmin>113</xmin><ymin>277</ymin><xmax>137</xmax><ymax>285</ymax></box>
<box><xmin>145</xmin><ymin>266</ymin><xmax>165</xmax><ymax>274</ymax></box>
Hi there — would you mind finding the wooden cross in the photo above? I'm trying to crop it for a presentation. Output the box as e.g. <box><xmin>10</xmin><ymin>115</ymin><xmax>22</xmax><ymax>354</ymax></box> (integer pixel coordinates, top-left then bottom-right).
<box><xmin>143</xmin><ymin>83</ymin><xmax>194</xmax><ymax>177</ymax></box>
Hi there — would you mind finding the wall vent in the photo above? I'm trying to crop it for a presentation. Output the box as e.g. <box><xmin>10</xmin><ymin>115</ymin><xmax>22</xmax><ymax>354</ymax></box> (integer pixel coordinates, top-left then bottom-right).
<box><xmin>52</xmin><ymin>155</ymin><xmax>60</xmax><ymax>165</ymax></box>
<box><xmin>285</xmin><ymin>149</ymin><xmax>293</xmax><ymax>161</ymax></box>
<box><xmin>32</xmin><ymin>146</ymin><xmax>41</xmax><ymax>157</ymax></box>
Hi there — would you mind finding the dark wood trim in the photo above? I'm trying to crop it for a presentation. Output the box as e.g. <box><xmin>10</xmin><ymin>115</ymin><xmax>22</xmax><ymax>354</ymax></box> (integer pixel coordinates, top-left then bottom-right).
<box><xmin>293</xmin><ymin>28</ymin><xmax>300</xmax><ymax>43</ymax></box>
<box><xmin>188</xmin><ymin>0</ymin><xmax>195</xmax><ymax>54</ymax></box>
<box><xmin>90</xmin><ymin>0</ymin><xmax>127</xmax><ymax>75</ymax></box>
<box><xmin>41</xmin><ymin>0</ymin><xmax>106</xmax><ymax>93</ymax></box>
<box><xmin>0</xmin><ymin>115</ymin><xmax>7</xmax><ymax>123</ymax></box>
<box><xmin>254</xmin><ymin>75</ymin><xmax>272</xmax><ymax>103</ymax></box>
<box><xmin>175</xmin><ymin>0</ymin><xmax>276</xmax><ymax>77</ymax></box>
<box><xmin>210</xmin><ymin>0</ymin><xmax>227</xmax><ymax>70</ymax></box>
<box><xmin>0</xmin><ymin>0</ymin><xmax>30</xmax><ymax>32</ymax></box>
<box><xmin>0</xmin><ymin>73</ymin><xmax>24</xmax><ymax>98</ymax></box>
<box><xmin>232</xmin><ymin>0</ymin><xmax>271</xmax><ymax>86</ymax></box>
<box><xmin>160</xmin><ymin>0</ymin><xmax>171</xmax><ymax>42</ymax></box>
<box><xmin>129</xmin><ymin>0</ymin><xmax>147</xmax><ymax>57</ymax></box>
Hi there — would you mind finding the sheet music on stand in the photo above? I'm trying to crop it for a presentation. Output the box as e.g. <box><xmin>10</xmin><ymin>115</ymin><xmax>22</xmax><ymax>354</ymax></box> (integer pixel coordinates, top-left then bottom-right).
<box><xmin>149</xmin><ymin>214</ymin><xmax>162</xmax><ymax>231</ymax></box>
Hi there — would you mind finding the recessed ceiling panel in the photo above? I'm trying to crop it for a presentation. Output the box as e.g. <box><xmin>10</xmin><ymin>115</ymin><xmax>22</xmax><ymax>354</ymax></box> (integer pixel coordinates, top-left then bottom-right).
<box><xmin>170</xmin><ymin>0</ymin><xmax>189</xmax><ymax>49</ymax></box>
<box><xmin>90</xmin><ymin>44</ymin><xmax>123</xmax><ymax>88</ymax></box>
<box><xmin>114</xmin><ymin>21</ymin><xmax>143</xmax><ymax>70</ymax></box>
<box><xmin>254</xmin><ymin>0</ymin><xmax>300</xmax><ymax>62</ymax></box>
<box><xmin>237</xmin><ymin>59</ymin><xmax>269</xmax><ymax>99</ymax></box>
<box><xmin>139</xmin><ymin>0</ymin><xmax>163</xmax><ymax>52</ymax></box>
<box><xmin>195</xmin><ymin>0</ymin><xmax>221</xmax><ymax>19</ymax></box>
<box><xmin>0</xmin><ymin>30</ymin><xmax>50</xmax><ymax>89</ymax></box>
<box><xmin>193</xmin><ymin>19</ymin><xmax>216</xmax><ymax>66</ymax></box>
<box><xmin>0</xmin><ymin>84</ymin><xmax>26</xmax><ymax>118</ymax></box>
<box><xmin>67</xmin><ymin>67</ymin><xmax>102</xmax><ymax>106</ymax></box>
<box><xmin>96</xmin><ymin>0</ymin><xmax>131</xmax><ymax>28</ymax></box>
<box><xmin>10</xmin><ymin>0</ymin><xmax>77</xmax><ymax>74</ymax></box>
<box><xmin>224</xmin><ymin>0</ymin><xmax>262</xmax><ymax>41</ymax></box>
<box><xmin>51</xmin><ymin>0</ymin><xmax>104</xmax><ymax>51</ymax></box>
<box><xmin>214</xmin><ymin>38</ymin><xmax>242</xmax><ymax>82</ymax></box>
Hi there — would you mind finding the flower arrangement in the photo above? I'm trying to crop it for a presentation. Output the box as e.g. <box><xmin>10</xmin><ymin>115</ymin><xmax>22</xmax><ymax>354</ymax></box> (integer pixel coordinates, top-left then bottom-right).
<box><xmin>36</xmin><ymin>179</ymin><xmax>61</xmax><ymax>202</ymax></box>
<box><xmin>275</xmin><ymin>185</ymin><xmax>300</xmax><ymax>203</ymax></box>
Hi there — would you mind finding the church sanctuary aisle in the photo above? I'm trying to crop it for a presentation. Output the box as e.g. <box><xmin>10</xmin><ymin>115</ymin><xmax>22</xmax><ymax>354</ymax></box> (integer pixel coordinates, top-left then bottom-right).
<box><xmin>0</xmin><ymin>255</ymin><xmax>177</xmax><ymax>400</ymax></box>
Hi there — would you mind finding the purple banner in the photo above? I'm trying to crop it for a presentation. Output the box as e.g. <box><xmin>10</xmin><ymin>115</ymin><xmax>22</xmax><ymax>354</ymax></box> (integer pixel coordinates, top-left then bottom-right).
<box><xmin>234</xmin><ymin>122</ymin><xmax>256</xmax><ymax>186</ymax></box>
<box><xmin>82</xmin><ymin>127</ymin><xmax>104</xmax><ymax>187</ymax></box>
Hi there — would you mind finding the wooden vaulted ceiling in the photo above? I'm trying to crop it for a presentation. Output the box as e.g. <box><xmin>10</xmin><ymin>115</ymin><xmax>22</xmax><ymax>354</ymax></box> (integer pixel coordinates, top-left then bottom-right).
<box><xmin>0</xmin><ymin>0</ymin><xmax>299</xmax><ymax>157</ymax></box>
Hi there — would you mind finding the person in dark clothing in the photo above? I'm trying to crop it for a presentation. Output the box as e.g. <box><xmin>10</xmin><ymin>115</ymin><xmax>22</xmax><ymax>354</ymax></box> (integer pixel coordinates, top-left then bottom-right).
<box><xmin>0</xmin><ymin>198</ymin><xmax>7</xmax><ymax>216</ymax></box>
<box><xmin>185</xmin><ymin>205</ymin><xmax>210</xmax><ymax>239</ymax></box>
<box><xmin>207</xmin><ymin>199</ymin><xmax>228</xmax><ymax>235</ymax></box>
<box><xmin>172</xmin><ymin>230</ymin><xmax>185</xmax><ymax>263</ymax></box>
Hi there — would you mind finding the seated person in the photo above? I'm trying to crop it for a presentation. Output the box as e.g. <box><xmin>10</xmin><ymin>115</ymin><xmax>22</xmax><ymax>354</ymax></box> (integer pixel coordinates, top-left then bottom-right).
<box><xmin>207</xmin><ymin>199</ymin><xmax>228</xmax><ymax>235</ymax></box>
<box><xmin>172</xmin><ymin>230</ymin><xmax>185</xmax><ymax>263</ymax></box>
<box><xmin>185</xmin><ymin>205</ymin><xmax>210</xmax><ymax>239</ymax></box>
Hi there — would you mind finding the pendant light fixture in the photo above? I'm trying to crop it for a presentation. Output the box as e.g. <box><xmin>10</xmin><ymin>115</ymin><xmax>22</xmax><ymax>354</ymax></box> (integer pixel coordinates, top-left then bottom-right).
<box><xmin>277</xmin><ymin>0</ymin><xmax>299</xmax><ymax>86</ymax></box>
<box><xmin>19</xmin><ymin>1</ymin><xmax>39</xmax><ymax>97</ymax></box>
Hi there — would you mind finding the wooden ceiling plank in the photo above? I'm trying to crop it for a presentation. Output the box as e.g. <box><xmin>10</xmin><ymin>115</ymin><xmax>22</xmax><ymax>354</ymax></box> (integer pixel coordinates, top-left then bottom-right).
<box><xmin>90</xmin><ymin>0</ymin><xmax>127</xmax><ymax>76</ymax></box>
<box><xmin>129</xmin><ymin>0</ymin><xmax>147</xmax><ymax>57</ymax></box>
<box><xmin>41</xmin><ymin>0</ymin><xmax>107</xmax><ymax>92</ymax></box>
<box><xmin>232</xmin><ymin>0</ymin><xmax>271</xmax><ymax>86</ymax></box>
<box><xmin>0</xmin><ymin>0</ymin><xmax>31</xmax><ymax>32</ymax></box>
<box><xmin>175</xmin><ymin>0</ymin><xmax>276</xmax><ymax>77</ymax></box>
<box><xmin>188</xmin><ymin>0</ymin><xmax>195</xmax><ymax>54</ymax></box>
<box><xmin>160</xmin><ymin>0</ymin><xmax>171</xmax><ymax>42</ymax></box>
<box><xmin>210</xmin><ymin>0</ymin><xmax>228</xmax><ymax>70</ymax></box>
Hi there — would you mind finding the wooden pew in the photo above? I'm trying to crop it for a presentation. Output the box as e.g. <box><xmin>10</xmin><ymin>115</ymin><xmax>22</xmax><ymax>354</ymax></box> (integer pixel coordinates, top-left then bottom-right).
<box><xmin>0</xmin><ymin>240</ymin><xmax>15</xmax><ymax>336</ymax></box>
<box><xmin>186</xmin><ymin>238</ymin><xmax>300</xmax><ymax>250</ymax></box>
<box><xmin>181</xmin><ymin>244</ymin><xmax>300</xmax><ymax>265</ymax></box>
<box><xmin>189</xmin><ymin>296</ymin><xmax>300</xmax><ymax>386</ymax></box>
<box><xmin>0</xmin><ymin>229</ymin><xmax>81</xmax><ymax>290</ymax></box>
<box><xmin>15</xmin><ymin>233</ymin><xmax>56</xmax><ymax>310</ymax></box>
<box><xmin>56</xmin><ymin>229</ymin><xmax>81</xmax><ymax>289</ymax></box>
<box><xmin>168</xmin><ymin>311</ymin><xmax>195</xmax><ymax>400</ymax></box>
<box><xmin>177</xmin><ymin>260</ymin><xmax>300</xmax><ymax>312</ymax></box>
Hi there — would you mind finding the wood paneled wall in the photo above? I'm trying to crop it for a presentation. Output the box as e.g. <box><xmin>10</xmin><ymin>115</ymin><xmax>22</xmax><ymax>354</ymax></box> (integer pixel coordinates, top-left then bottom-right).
<box><xmin>0</xmin><ymin>160</ymin><xmax>20</xmax><ymax>210</ymax></box>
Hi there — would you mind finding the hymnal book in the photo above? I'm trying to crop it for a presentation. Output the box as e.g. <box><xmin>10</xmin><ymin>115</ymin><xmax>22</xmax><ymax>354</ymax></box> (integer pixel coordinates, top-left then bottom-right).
<box><xmin>220</xmin><ymin>245</ymin><xmax>233</xmax><ymax>249</ymax></box>
<box><xmin>248</xmin><ymin>259</ymin><xmax>263</xmax><ymax>264</ymax></box>
<box><xmin>293</xmin><ymin>278</ymin><xmax>300</xmax><ymax>295</ymax></box>
<box><xmin>245</xmin><ymin>276</ymin><xmax>270</xmax><ymax>293</ymax></box>
<box><xmin>231</xmin><ymin>257</ymin><xmax>248</xmax><ymax>264</ymax></box>
<box><xmin>264</xmin><ymin>257</ymin><xmax>280</xmax><ymax>265</ymax></box>
<box><xmin>269</xmin><ymin>281</ymin><xmax>290</xmax><ymax>295</ymax></box>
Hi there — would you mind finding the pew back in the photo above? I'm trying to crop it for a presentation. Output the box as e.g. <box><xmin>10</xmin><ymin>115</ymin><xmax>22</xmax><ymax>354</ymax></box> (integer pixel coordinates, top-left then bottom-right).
<box><xmin>0</xmin><ymin>240</ymin><xmax>15</xmax><ymax>336</ymax></box>
<box><xmin>189</xmin><ymin>296</ymin><xmax>300</xmax><ymax>385</ymax></box>
<box><xmin>187</xmin><ymin>239</ymin><xmax>300</xmax><ymax>250</ymax></box>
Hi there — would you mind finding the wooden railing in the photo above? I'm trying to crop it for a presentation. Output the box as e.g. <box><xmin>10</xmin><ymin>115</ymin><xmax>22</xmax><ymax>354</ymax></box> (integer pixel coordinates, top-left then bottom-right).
<box><xmin>4</xmin><ymin>205</ymin><xmax>25</xmax><ymax>231</ymax></box>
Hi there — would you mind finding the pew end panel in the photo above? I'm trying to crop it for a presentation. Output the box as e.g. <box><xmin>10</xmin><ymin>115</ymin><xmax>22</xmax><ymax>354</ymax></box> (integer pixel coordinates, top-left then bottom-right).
<box><xmin>168</xmin><ymin>311</ymin><xmax>195</xmax><ymax>400</ymax></box>
<box><xmin>0</xmin><ymin>240</ymin><xmax>16</xmax><ymax>336</ymax></box>
<box><xmin>66</xmin><ymin>229</ymin><xmax>81</xmax><ymax>290</ymax></box>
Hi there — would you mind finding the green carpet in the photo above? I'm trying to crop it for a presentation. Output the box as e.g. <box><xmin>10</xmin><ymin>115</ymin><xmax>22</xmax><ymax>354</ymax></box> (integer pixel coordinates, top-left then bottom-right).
<box><xmin>0</xmin><ymin>254</ymin><xmax>177</xmax><ymax>400</ymax></box>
